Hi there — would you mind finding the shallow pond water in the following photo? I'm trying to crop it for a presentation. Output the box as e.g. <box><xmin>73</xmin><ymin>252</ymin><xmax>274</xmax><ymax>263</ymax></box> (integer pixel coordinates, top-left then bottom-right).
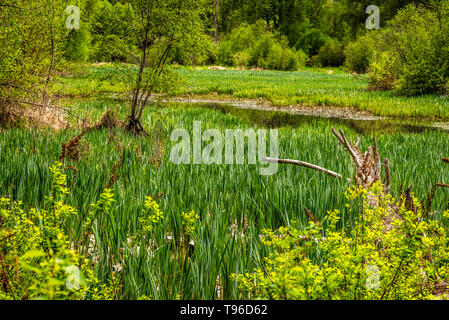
<box><xmin>165</xmin><ymin>101</ymin><xmax>449</xmax><ymax>135</ymax></box>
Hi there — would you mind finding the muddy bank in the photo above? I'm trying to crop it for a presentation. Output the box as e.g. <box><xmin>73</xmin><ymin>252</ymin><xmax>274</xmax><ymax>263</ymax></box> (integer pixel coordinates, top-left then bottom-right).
<box><xmin>157</xmin><ymin>96</ymin><xmax>449</xmax><ymax>133</ymax></box>
<box><xmin>165</xmin><ymin>95</ymin><xmax>383</xmax><ymax>121</ymax></box>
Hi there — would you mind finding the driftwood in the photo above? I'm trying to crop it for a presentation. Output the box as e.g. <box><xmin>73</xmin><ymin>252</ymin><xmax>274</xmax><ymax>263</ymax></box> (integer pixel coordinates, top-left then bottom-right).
<box><xmin>264</xmin><ymin>128</ymin><xmax>449</xmax><ymax>232</ymax></box>
<box><xmin>264</xmin><ymin>127</ymin><xmax>390</xmax><ymax>193</ymax></box>
<box><xmin>264</xmin><ymin>157</ymin><xmax>343</xmax><ymax>180</ymax></box>
<box><xmin>264</xmin><ymin>127</ymin><xmax>401</xmax><ymax>232</ymax></box>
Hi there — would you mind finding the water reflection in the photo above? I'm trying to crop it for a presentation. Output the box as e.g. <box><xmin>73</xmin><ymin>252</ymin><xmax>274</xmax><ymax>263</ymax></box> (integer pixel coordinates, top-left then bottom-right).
<box><xmin>190</xmin><ymin>102</ymin><xmax>449</xmax><ymax>135</ymax></box>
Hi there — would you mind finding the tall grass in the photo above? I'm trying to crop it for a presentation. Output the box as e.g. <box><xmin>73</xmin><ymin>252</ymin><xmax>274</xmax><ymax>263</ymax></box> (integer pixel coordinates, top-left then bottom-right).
<box><xmin>174</xmin><ymin>68</ymin><xmax>449</xmax><ymax>120</ymax></box>
<box><xmin>1</xmin><ymin>102</ymin><xmax>448</xmax><ymax>299</ymax></box>
<box><xmin>55</xmin><ymin>64</ymin><xmax>449</xmax><ymax>119</ymax></box>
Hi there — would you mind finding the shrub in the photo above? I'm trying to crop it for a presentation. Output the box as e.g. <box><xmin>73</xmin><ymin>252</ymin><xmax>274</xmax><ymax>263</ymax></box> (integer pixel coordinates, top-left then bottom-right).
<box><xmin>293</xmin><ymin>22</ymin><xmax>330</xmax><ymax>57</ymax></box>
<box><xmin>368</xmin><ymin>2</ymin><xmax>449</xmax><ymax>95</ymax></box>
<box><xmin>263</xmin><ymin>38</ymin><xmax>307</xmax><ymax>71</ymax></box>
<box><xmin>64</xmin><ymin>25</ymin><xmax>91</xmax><ymax>62</ymax></box>
<box><xmin>309</xmin><ymin>55</ymin><xmax>322</xmax><ymax>68</ymax></box>
<box><xmin>316</xmin><ymin>40</ymin><xmax>344</xmax><ymax>67</ymax></box>
<box><xmin>344</xmin><ymin>33</ymin><xmax>378</xmax><ymax>74</ymax></box>
<box><xmin>0</xmin><ymin>162</ymin><xmax>116</xmax><ymax>299</ymax></box>
<box><xmin>233</xmin><ymin>183</ymin><xmax>449</xmax><ymax>300</ymax></box>
<box><xmin>217</xmin><ymin>20</ymin><xmax>306</xmax><ymax>71</ymax></box>
<box><xmin>399</xmin><ymin>61</ymin><xmax>448</xmax><ymax>96</ymax></box>
<box><xmin>89</xmin><ymin>1</ymin><xmax>135</xmax><ymax>62</ymax></box>
<box><xmin>170</xmin><ymin>32</ymin><xmax>217</xmax><ymax>66</ymax></box>
<box><xmin>232</xmin><ymin>50</ymin><xmax>251</xmax><ymax>68</ymax></box>
<box><xmin>368</xmin><ymin>51</ymin><xmax>400</xmax><ymax>91</ymax></box>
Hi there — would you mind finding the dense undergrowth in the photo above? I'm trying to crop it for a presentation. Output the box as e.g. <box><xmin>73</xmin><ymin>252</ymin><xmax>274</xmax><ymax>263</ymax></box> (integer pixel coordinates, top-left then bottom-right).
<box><xmin>234</xmin><ymin>183</ymin><xmax>449</xmax><ymax>300</ymax></box>
<box><xmin>2</xmin><ymin>162</ymin><xmax>449</xmax><ymax>299</ymax></box>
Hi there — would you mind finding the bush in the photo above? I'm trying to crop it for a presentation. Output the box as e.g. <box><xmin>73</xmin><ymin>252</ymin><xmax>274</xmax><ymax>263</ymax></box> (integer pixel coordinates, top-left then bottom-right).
<box><xmin>64</xmin><ymin>24</ymin><xmax>91</xmax><ymax>62</ymax></box>
<box><xmin>0</xmin><ymin>162</ymin><xmax>116</xmax><ymax>299</ymax></box>
<box><xmin>309</xmin><ymin>55</ymin><xmax>322</xmax><ymax>68</ymax></box>
<box><xmin>293</xmin><ymin>21</ymin><xmax>330</xmax><ymax>57</ymax></box>
<box><xmin>170</xmin><ymin>32</ymin><xmax>217</xmax><ymax>66</ymax></box>
<box><xmin>217</xmin><ymin>20</ymin><xmax>306</xmax><ymax>71</ymax></box>
<box><xmin>233</xmin><ymin>183</ymin><xmax>449</xmax><ymax>300</ymax></box>
<box><xmin>344</xmin><ymin>33</ymin><xmax>378</xmax><ymax>74</ymax></box>
<box><xmin>399</xmin><ymin>61</ymin><xmax>448</xmax><ymax>95</ymax></box>
<box><xmin>89</xmin><ymin>1</ymin><xmax>135</xmax><ymax>62</ymax></box>
<box><xmin>263</xmin><ymin>38</ymin><xmax>308</xmax><ymax>71</ymax></box>
<box><xmin>368</xmin><ymin>2</ymin><xmax>449</xmax><ymax>95</ymax></box>
<box><xmin>316</xmin><ymin>40</ymin><xmax>344</xmax><ymax>67</ymax></box>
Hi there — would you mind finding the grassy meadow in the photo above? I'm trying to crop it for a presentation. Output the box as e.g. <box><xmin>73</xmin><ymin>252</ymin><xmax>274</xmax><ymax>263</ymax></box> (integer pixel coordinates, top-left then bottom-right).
<box><xmin>174</xmin><ymin>68</ymin><xmax>449</xmax><ymax>119</ymax></box>
<box><xmin>54</xmin><ymin>64</ymin><xmax>449</xmax><ymax>120</ymax></box>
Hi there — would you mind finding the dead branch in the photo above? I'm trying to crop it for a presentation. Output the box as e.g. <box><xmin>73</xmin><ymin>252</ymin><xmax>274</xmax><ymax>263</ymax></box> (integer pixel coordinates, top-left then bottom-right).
<box><xmin>331</xmin><ymin>127</ymin><xmax>384</xmax><ymax>188</ymax></box>
<box><xmin>384</xmin><ymin>158</ymin><xmax>391</xmax><ymax>194</ymax></box>
<box><xmin>331</xmin><ymin>128</ymin><xmax>360</xmax><ymax>168</ymax></box>
<box><xmin>436</xmin><ymin>183</ymin><xmax>449</xmax><ymax>189</ymax></box>
<box><xmin>263</xmin><ymin>157</ymin><xmax>343</xmax><ymax>180</ymax></box>
<box><xmin>265</xmin><ymin>128</ymin><xmax>390</xmax><ymax>190</ymax></box>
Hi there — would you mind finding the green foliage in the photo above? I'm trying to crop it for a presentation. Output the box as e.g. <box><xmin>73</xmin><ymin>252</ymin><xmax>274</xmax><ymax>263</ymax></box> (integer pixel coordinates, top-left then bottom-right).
<box><xmin>63</xmin><ymin>0</ymin><xmax>92</xmax><ymax>62</ymax></box>
<box><xmin>139</xmin><ymin>195</ymin><xmax>164</xmax><ymax>233</ymax></box>
<box><xmin>368</xmin><ymin>51</ymin><xmax>401</xmax><ymax>91</ymax></box>
<box><xmin>64</xmin><ymin>27</ymin><xmax>92</xmax><ymax>62</ymax></box>
<box><xmin>264</xmin><ymin>39</ymin><xmax>308</xmax><ymax>71</ymax></box>
<box><xmin>0</xmin><ymin>0</ymin><xmax>69</xmax><ymax>101</ymax></box>
<box><xmin>181</xmin><ymin>210</ymin><xmax>199</xmax><ymax>237</ymax></box>
<box><xmin>315</xmin><ymin>40</ymin><xmax>345</xmax><ymax>67</ymax></box>
<box><xmin>124</xmin><ymin>0</ymin><xmax>208</xmax><ymax>132</ymax></box>
<box><xmin>53</xmin><ymin>63</ymin><xmax>131</xmax><ymax>97</ymax></box>
<box><xmin>344</xmin><ymin>32</ymin><xmax>380</xmax><ymax>74</ymax></box>
<box><xmin>217</xmin><ymin>20</ymin><xmax>306</xmax><ymax>70</ymax></box>
<box><xmin>0</xmin><ymin>162</ymin><xmax>115</xmax><ymax>299</ymax></box>
<box><xmin>217</xmin><ymin>0</ymin><xmax>352</xmax><ymax>56</ymax></box>
<box><xmin>368</xmin><ymin>2</ymin><xmax>449</xmax><ymax>95</ymax></box>
<box><xmin>232</xmin><ymin>50</ymin><xmax>252</xmax><ymax>68</ymax></box>
<box><xmin>170</xmin><ymin>31</ymin><xmax>218</xmax><ymax>66</ymax></box>
<box><xmin>89</xmin><ymin>0</ymin><xmax>135</xmax><ymax>62</ymax></box>
<box><xmin>233</xmin><ymin>183</ymin><xmax>449</xmax><ymax>299</ymax></box>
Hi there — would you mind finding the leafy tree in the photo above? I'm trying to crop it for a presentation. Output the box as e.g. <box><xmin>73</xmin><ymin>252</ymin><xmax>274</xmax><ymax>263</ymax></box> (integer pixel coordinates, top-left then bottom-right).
<box><xmin>315</xmin><ymin>40</ymin><xmax>345</xmax><ymax>67</ymax></box>
<box><xmin>341</xmin><ymin>0</ymin><xmax>428</xmax><ymax>37</ymax></box>
<box><xmin>344</xmin><ymin>32</ymin><xmax>380</xmax><ymax>73</ymax></box>
<box><xmin>368</xmin><ymin>1</ymin><xmax>449</xmax><ymax>95</ymax></box>
<box><xmin>217</xmin><ymin>20</ymin><xmax>307</xmax><ymax>70</ymax></box>
<box><xmin>89</xmin><ymin>0</ymin><xmax>135</xmax><ymax>62</ymax></box>
<box><xmin>124</xmin><ymin>0</ymin><xmax>207</xmax><ymax>135</ymax></box>
<box><xmin>0</xmin><ymin>0</ymin><xmax>69</xmax><ymax>104</ymax></box>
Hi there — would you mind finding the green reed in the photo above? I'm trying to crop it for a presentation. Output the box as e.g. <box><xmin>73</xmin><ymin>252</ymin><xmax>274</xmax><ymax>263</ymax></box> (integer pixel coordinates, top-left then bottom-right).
<box><xmin>0</xmin><ymin>102</ymin><xmax>448</xmax><ymax>299</ymax></box>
